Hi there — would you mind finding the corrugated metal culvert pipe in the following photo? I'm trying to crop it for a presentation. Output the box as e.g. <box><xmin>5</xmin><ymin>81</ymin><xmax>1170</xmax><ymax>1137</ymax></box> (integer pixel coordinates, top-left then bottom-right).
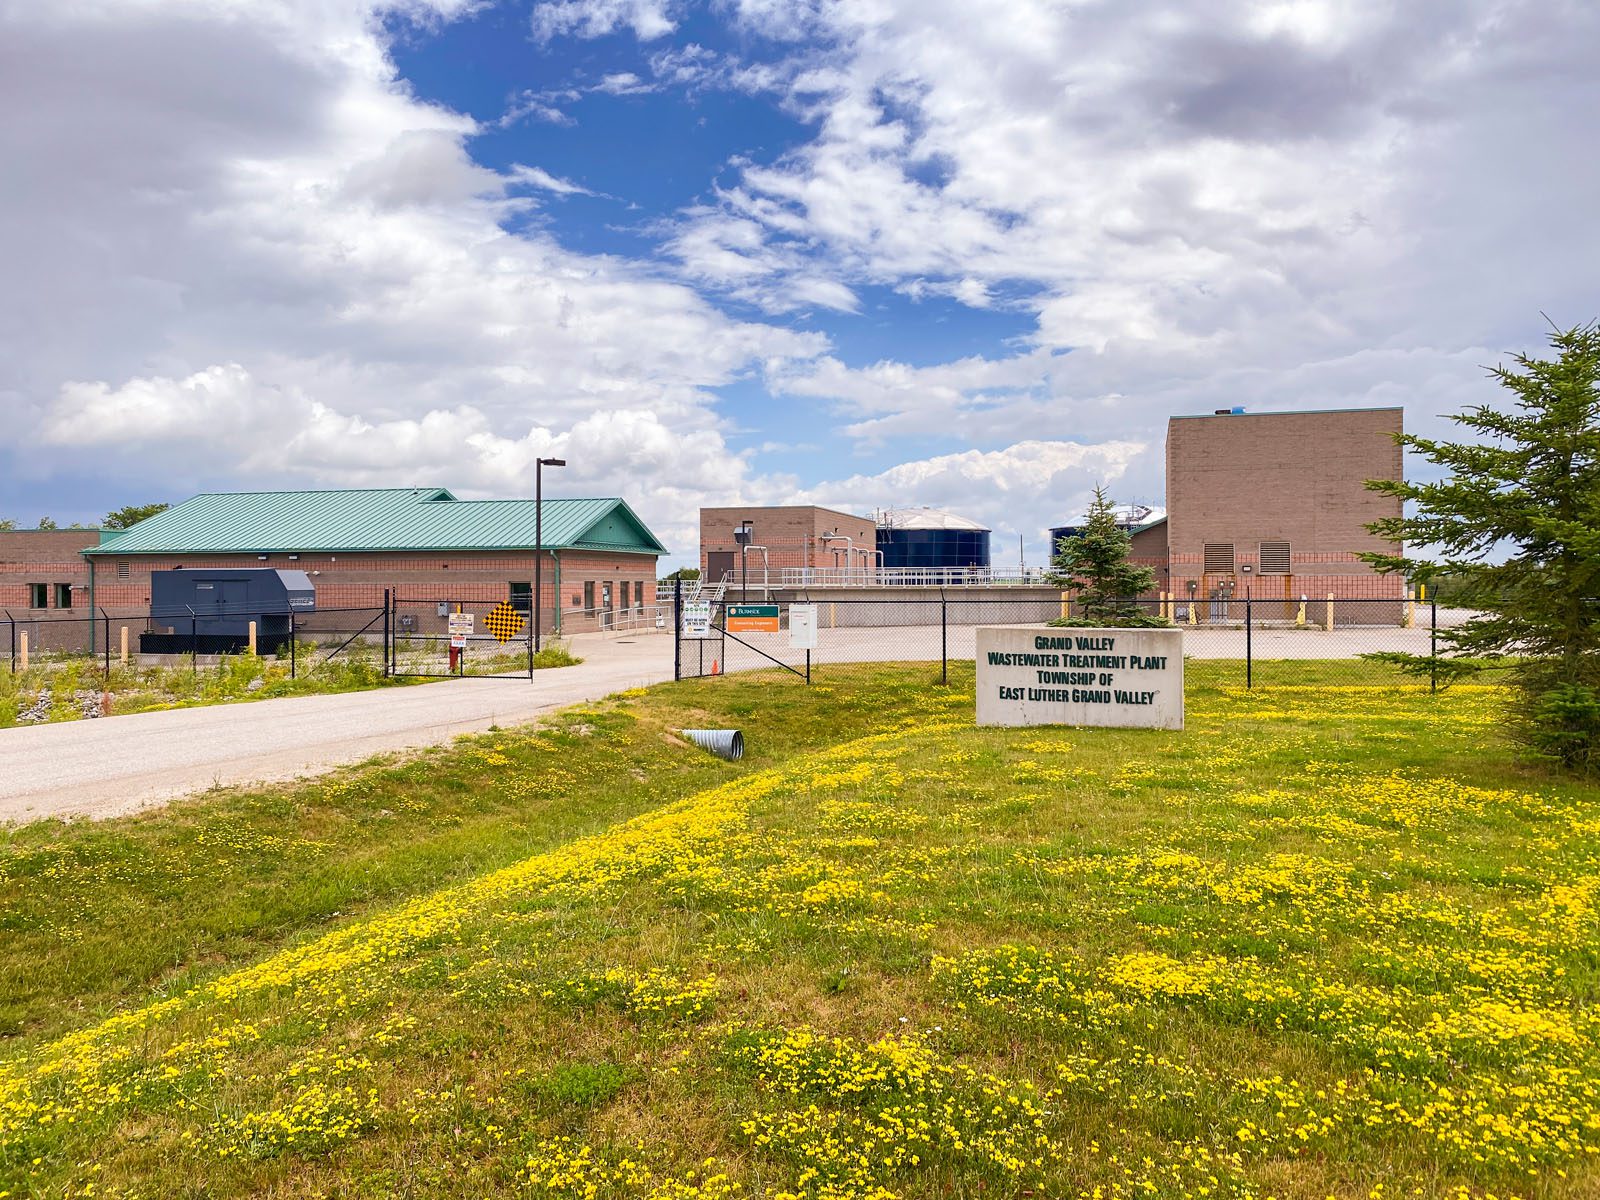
<box><xmin>681</xmin><ymin>729</ymin><xmax>745</xmax><ymax>760</ymax></box>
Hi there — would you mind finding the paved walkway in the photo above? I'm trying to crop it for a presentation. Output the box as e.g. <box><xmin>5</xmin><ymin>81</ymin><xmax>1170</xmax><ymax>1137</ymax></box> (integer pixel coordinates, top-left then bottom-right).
<box><xmin>0</xmin><ymin>633</ymin><xmax>675</xmax><ymax>824</ymax></box>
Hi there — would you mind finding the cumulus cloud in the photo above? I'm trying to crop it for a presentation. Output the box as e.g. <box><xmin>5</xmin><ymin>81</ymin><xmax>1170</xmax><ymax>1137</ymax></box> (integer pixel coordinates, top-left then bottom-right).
<box><xmin>531</xmin><ymin>0</ymin><xmax>678</xmax><ymax>43</ymax></box>
<box><xmin>668</xmin><ymin>0</ymin><xmax>1600</xmax><ymax>474</ymax></box>
<box><xmin>0</xmin><ymin>0</ymin><xmax>835</xmax><ymax>559</ymax></box>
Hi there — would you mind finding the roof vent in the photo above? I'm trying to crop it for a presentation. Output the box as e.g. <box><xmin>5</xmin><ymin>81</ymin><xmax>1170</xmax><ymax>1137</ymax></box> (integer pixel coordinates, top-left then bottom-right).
<box><xmin>1213</xmin><ymin>408</ymin><xmax>1230</xmax><ymax>415</ymax></box>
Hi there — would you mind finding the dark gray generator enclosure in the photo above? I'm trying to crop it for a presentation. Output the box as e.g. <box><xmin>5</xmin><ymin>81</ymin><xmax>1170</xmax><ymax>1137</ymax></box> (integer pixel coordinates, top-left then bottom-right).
<box><xmin>141</xmin><ymin>568</ymin><xmax>315</xmax><ymax>655</ymax></box>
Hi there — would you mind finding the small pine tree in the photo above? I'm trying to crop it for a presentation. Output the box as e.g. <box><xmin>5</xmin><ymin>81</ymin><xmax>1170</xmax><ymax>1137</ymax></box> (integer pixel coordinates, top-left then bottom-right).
<box><xmin>1046</xmin><ymin>486</ymin><xmax>1163</xmax><ymax>627</ymax></box>
<box><xmin>1362</xmin><ymin>319</ymin><xmax>1600</xmax><ymax>770</ymax></box>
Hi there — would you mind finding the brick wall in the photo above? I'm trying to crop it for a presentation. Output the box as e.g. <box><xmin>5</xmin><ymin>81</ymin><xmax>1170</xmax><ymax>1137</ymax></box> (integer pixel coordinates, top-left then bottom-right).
<box><xmin>52</xmin><ymin>548</ymin><xmax>658</xmax><ymax>635</ymax></box>
<box><xmin>0</xmin><ymin>530</ymin><xmax>99</xmax><ymax>612</ymax></box>
<box><xmin>699</xmin><ymin>506</ymin><xmax>878</xmax><ymax>582</ymax></box>
<box><xmin>1166</xmin><ymin>409</ymin><xmax>1405</xmax><ymax>601</ymax></box>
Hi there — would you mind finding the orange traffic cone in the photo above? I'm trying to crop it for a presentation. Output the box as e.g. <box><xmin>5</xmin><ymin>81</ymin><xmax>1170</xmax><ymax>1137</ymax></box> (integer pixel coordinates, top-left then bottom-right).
<box><xmin>711</xmin><ymin>659</ymin><xmax>720</xmax><ymax>675</ymax></box>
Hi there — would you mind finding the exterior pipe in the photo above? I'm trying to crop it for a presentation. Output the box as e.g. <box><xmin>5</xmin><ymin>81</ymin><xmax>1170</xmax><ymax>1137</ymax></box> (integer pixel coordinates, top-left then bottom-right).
<box><xmin>681</xmin><ymin>728</ymin><xmax>745</xmax><ymax>761</ymax></box>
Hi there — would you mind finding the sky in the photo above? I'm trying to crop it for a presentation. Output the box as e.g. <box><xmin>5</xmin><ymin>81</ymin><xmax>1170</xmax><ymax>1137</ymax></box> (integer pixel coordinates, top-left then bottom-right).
<box><xmin>1</xmin><ymin>0</ymin><xmax>1597</xmax><ymax>567</ymax></box>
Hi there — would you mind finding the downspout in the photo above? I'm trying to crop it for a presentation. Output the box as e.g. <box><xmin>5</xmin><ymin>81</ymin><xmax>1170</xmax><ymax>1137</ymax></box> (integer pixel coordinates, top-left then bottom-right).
<box><xmin>552</xmin><ymin>550</ymin><xmax>562</xmax><ymax>635</ymax></box>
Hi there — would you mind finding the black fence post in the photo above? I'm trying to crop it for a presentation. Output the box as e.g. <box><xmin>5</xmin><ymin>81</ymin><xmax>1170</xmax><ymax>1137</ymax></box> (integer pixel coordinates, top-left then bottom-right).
<box><xmin>383</xmin><ymin>589</ymin><xmax>391</xmax><ymax>678</ymax></box>
<box><xmin>1245</xmin><ymin>594</ymin><xmax>1253</xmax><ymax>690</ymax></box>
<box><xmin>6</xmin><ymin>610</ymin><xmax>13</xmax><ymax>673</ymax></box>
<box><xmin>940</xmin><ymin>588</ymin><xmax>948</xmax><ymax>686</ymax></box>
<box><xmin>189</xmin><ymin>606</ymin><xmax>198</xmax><ymax>675</ymax></box>
<box><xmin>673</xmin><ymin>576</ymin><xmax>682</xmax><ymax>683</ymax></box>
<box><xmin>290</xmin><ymin>607</ymin><xmax>297</xmax><ymax>679</ymax></box>
<box><xmin>102</xmin><ymin>607</ymin><xmax>111</xmax><ymax>679</ymax></box>
<box><xmin>1430</xmin><ymin>598</ymin><xmax>1438</xmax><ymax>694</ymax></box>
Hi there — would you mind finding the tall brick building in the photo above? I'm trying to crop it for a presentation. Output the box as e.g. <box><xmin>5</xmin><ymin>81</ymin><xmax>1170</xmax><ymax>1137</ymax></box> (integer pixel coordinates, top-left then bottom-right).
<box><xmin>1165</xmin><ymin>407</ymin><xmax>1404</xmax><ymax>613</ymax></box>
<box><xmin>3</xmin><ymin>488</ymin><xmax>667</xmax><ymax>646</ymax></box>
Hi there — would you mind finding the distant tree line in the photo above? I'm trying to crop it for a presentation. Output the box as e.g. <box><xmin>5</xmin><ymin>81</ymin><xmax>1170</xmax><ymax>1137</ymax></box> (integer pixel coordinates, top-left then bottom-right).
<box><xmin>0</xmin><ymin>503</ymin><xmax>168</xmax><ymax>532</ymax></box>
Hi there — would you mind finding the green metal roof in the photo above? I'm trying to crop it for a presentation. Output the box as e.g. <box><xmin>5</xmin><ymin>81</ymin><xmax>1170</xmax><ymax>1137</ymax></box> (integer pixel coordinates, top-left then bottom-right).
<box><xmin>82</xmin><ymin>488</ymin><xmax>667</xmax><ymax>557</ymax></box>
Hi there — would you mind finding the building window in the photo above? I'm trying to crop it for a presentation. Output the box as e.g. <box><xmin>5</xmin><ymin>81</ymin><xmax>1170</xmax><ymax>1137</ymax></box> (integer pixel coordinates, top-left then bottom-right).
<box><xmin>509</xmin><ymin>581</ymin><xmax>531</xmax><ymax>612</ymax></box>
<box><xmin>620</xmin><ymin>580</ymin><xmax>630</xmax><ymax>610</ymax></box>
<box><xmin>29</xmin><ymin>583</ymin><xmax>48</xmax><ymax>608</ymax></box>
<box><xmin>56</xmin><ymin>583</ymin><xmax>74</xmax><ymax>609</ymax></box>
<box><xmin>1203</xmin><ymin>543</ymin><xmax>1235</xmax><ymax>574</ymax></box>
<box><xmin>117</xmin><ymin>560</ymin><xmax>130</xmax><ymax>579</ymax></box>
<box><xmin>1258</xmin><ymin>541</ymin><xmax>1292</xmax><ymax>574</ymax></box>
<box><xmin>636</xmin><ymin>583</ymin><xmax>645</xmax><ymax>610</ymax></box>
<box><xmin>583</xmin><ymin>581</ymin><xmax>595</xmax><ymax>612</ymax></box>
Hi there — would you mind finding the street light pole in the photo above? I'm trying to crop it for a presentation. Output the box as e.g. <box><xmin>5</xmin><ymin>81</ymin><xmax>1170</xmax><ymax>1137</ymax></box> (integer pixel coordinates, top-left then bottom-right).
<box><xmin>535</xmin><ymin>456</ymin><xmax>566</xmax><ymax>654</ymax></box>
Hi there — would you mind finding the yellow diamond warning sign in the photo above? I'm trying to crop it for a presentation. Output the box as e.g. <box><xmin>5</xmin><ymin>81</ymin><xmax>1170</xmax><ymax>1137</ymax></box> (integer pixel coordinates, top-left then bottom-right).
<box><xmin>484</xmin><ymin>601</ymin><xmax>527</xmax><ymax>643</ymax></box>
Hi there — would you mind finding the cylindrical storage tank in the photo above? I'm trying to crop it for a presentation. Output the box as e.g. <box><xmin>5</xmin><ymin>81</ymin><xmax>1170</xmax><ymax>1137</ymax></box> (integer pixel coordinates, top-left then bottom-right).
<box><xmin>875</xmin><ymin>507</ymin><xmax>991</xmax><ymax>570</ymax></box>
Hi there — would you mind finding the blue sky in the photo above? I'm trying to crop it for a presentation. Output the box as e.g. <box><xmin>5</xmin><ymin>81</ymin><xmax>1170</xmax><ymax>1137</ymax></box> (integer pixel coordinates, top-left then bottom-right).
<box><xmin>2</xmin><ymin>0</ymin><xmax>1597</xmax><ymax>565</ymax></box>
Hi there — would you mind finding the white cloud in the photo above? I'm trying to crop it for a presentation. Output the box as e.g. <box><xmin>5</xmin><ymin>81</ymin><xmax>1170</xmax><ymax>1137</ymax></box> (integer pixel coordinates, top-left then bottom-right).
<box><xmin>667</xmin><ymin>0</ymin><xmax>1600</xmax><ymax>467</ymax></box>
<box><xmin>507</xmin><ymin>164</ymin><xmax>596</xmax><ymax>196</ymax></box>
<box><xmin>0</xmin><ymin>0</ymin><xmax>833</xmax><ymax>561</ymax></box>
<box><xmin>531</xmin><ymin>0</ymin><xmax>678</xmax><ymax>42</ymax></box>
<box><xmin>592</xmin><ymin>71</ymin><xmax>654</xmax><ymax>95</ymax></box>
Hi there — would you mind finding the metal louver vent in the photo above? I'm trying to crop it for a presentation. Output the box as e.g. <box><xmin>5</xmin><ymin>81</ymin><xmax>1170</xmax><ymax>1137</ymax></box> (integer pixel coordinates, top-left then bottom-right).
<box><xmin>1203</xmin><ymin>543</ymin><xmax>1235</xmax><ymax>574</ymax></box>
<box><xmin>1259</xmin><ymin>541</ymin><xmax>1291</xmax><ymax>574</ymax></box>
<box><xmin>117</xmin><ymin>560</ymin><xmax>130</xmax><ymax>579</ymax></box>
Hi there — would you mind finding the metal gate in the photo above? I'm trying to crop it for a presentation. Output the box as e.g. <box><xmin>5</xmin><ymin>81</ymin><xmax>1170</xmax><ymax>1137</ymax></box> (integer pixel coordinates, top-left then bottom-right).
<box><xmin>388</xmin><ymin>593</ymin><xmax>537</xmax><ymax>680</ymax></box>
<box><xmin>670</xmin><ymin>580</ymin><xmax>808</xmax><ymax>683</ymax></box>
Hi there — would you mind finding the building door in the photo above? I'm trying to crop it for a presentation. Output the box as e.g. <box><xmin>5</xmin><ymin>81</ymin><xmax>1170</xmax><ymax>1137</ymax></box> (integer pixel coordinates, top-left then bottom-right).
<box><xmin>601</xmin><ymin>582</ymin><xmax>613</xmax><ymax>629</ymax></box>
<box><xmin>1209</xmin><ymin>580</ymin><xmax>1235</xmax><ymax>622</ymax></box>
<box><xmin>706</xmin><ymin>552</ymin><xmax>734</xmax><ymax>587</ymax></box>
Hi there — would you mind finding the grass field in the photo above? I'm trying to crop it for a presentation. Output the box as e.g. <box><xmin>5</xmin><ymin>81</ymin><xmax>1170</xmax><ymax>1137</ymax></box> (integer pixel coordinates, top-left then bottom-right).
<box><xmin>2</xmin><ymin>663</ymin><xmax>1597</xmax><ymax>1199</ymax></box>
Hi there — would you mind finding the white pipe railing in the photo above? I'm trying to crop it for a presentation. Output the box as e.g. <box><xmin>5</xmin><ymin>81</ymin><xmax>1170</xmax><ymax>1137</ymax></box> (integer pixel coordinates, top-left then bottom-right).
<box><xmin>776</xmin><ymin>566</ymin><xmax>1056</xmax><ymax>588</ymax></box>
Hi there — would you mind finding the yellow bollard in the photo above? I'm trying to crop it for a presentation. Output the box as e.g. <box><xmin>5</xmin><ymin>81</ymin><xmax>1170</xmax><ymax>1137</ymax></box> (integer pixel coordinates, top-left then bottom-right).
<box><xmin>1325</xmin><ymin>592</ymin><xmax>1335</xmax><ymax>632</ymax></box>
<box><xmin>120</xmin><ymin>625</ymin><xmax>129</xmax><ymax>666</ymax></box>
<box><xmin>1295</xmin><ymin>596</ymin><xmax>1307</xmax><ymax>628</ymax></box>
<box><xmin>1187</xmin><ymin>596</ymin><xmax>1198</xmax><ymax>626</ymax></box>
<box><xmin>248</xmin><ymin>620</ymin><xmax>257</xmax><ymax>656</ymax></box>
<box><xmin>1060</xmin><ymin>590</ymin><xmax>1071</xmax><ymax>620</ymax></box>
<box><xmin>18</xmin><ymin>631</ymin><xmax>27</xmax><ymax>672</ymax></box>
<box><xmin>1402</xmin><ymin>589</ymin><xmax>1415</xmax><ymax>629</ymax></box>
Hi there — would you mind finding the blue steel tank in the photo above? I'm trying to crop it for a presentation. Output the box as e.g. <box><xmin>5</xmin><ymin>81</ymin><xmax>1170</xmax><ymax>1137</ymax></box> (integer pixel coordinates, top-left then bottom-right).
<box><xmin>875</xmin><ymin>507</ymin><xmax>991</xmax><ymax>571</ymax></box>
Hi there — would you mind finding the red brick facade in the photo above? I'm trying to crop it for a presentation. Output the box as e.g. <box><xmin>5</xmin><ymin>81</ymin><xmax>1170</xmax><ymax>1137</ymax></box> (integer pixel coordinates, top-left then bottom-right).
<box><xmin>2</xmin><ymin>533</ymin><xmax>657</xmax><ymax>639</ymax></box>
<box><xmin>0</xmin><ymin>530</ymin><xmax>99</xmax><ymax>613</ymax></box>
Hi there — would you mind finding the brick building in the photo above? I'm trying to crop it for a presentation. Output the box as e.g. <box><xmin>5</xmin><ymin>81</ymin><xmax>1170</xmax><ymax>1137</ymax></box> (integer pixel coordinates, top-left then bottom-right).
<box><xmin>699</xmin><ymin>505</ymin><xmax>878</xmax><ymax>589</ymax></box>
<box><xmin>1165</xmin><ymin>407</ymin><xmax>1404</xmax><ymax>615</ymax></box>
<box><xmin>2</xmin><ymin>488</ymin><xmax>666</xmax><ymax>648</ymax></box>
<box><xmin>0</xmin><ymin>528</ymin><xmax>101</xmax><ymax>614</ymax></box>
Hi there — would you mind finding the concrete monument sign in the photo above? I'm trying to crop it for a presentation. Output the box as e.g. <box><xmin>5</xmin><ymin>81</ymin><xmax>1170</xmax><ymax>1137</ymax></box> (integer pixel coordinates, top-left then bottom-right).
<box><xmin>976</xmin><ymin>626</ymin><xmax>1184</xmax><ymax>730</ymax></box>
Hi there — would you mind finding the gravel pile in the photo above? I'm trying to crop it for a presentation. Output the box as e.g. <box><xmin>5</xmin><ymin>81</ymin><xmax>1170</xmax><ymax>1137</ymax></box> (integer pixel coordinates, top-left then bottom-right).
<box><xmin>15</xmin><ymin>689</ymin><xmax>108</xmax><ymax>722</ymax></box>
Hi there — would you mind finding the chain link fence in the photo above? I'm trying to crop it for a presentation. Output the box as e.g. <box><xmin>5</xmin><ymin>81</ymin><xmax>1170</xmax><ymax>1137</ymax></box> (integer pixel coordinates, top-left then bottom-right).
<box><xmin>673</xmin><ymin>588</ymin><xmax>1463</xmax><ymax>690</ymax></box>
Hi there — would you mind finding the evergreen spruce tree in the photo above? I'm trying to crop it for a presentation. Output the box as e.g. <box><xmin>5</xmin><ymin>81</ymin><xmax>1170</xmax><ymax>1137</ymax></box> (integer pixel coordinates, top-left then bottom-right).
<box><xmin>1046</xmin><ymin>486</ymin><xmax>1164</xmax><ymax>627</ymax></box>
<box><xmin>1362</xmin><ymin>319</ymin><xmax>1600</xmax><ymax>769</ymax></box>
